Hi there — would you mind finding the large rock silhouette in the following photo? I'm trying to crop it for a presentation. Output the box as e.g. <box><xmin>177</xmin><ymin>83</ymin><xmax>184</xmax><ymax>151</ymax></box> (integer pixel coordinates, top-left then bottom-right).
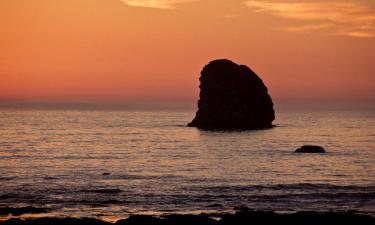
<box><xmin>188</xmin><ymin>59</ymin><xmax>275</xmax><ymax>129</ymax></box>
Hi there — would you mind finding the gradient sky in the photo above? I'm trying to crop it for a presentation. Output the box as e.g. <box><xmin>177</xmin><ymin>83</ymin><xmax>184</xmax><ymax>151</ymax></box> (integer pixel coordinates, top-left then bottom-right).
<box><xmin>1</xmin><ymin>0</ymin><xmax>375</xmax><ymax>105</ymax></box>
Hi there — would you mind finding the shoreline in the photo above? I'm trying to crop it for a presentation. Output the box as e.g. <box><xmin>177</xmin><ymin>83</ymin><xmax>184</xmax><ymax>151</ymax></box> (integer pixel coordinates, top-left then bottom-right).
<box><xmin>1</xmin><ymin>209</ymin><xmax>375</xmax><ymax>225</ymax></box>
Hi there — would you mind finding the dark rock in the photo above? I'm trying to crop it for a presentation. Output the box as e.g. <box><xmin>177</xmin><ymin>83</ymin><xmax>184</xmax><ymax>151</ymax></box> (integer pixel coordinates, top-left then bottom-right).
<box><xmin>116</xmin><ymin>214</ymin><xmax>216</xmax><ymax>225</ymax></box>
<box><xmin>219</xmin><ymin>210</ymin><xmax>375</xmax><ymax>225</ymax></box>
<box><xmin>1</xmin><ymin>217</ymin><xmax>109</xmax><ymax>225</ymax></box>
<box><xmin>295</xmin><ymin>145</ymin><xmax>326</xmax><ymax>153</ymax></box>
<box><xmin>219</xmin><ymin>210</ymin><xmax>278</xmax><ymax>225</ymax></box>
<box><xmin>188</xmin><ymin>59</ymin><xmax>275</xmax><ymax>130</ymax></box>
<box><xmin>162</xmin><ymin>214</ymin><xmax>217</xmax><ymax>225</ymax></box>
<box><xmin>2</xmin><ymin>211</ymin><xmax>375</xmax><ymax>225</ymax></box>
<box><xmin>0</xmin><ymin>206</ymin><xmax>47</xmax><ymax>216</ymax></box>
<box><xmin>116</xmin><ymin>215</ymin><xmax>162</xmax><ymax>225</ymax></box>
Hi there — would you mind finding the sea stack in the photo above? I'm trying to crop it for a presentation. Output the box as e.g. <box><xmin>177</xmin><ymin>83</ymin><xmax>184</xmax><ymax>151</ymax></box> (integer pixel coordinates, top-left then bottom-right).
<box><xmin>188</xmin><ymin>59</ymin><xmax>275</xmax><ymax>129</ymax></box>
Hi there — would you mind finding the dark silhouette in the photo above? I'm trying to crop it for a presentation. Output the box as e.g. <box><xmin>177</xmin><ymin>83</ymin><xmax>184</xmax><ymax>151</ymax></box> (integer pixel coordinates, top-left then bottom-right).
<box><xmin>188</xmin><ymin>59</ymin><xmax>275</xmax><ymax>129</ymax></box>
<box><xmin>2</xmin><ymin>209</ymin><xmax>375</xmax><ymax>225</ymax></box>
<box><xmin>295</xmin><ymin>145</ymin><xmax>326</xmax><ymax>153</ymax></box>
<box><xmin>0</xmin><ymin>206</ymin><xmax>47</xmax><ymax>216</ymax></box>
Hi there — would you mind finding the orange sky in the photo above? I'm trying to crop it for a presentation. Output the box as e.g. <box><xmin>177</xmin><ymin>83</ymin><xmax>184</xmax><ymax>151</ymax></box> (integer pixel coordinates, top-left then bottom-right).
<box><xmin>1</xmin><ymin>0</ymin><xmax>375</xmax><ymax>105</ymax></box>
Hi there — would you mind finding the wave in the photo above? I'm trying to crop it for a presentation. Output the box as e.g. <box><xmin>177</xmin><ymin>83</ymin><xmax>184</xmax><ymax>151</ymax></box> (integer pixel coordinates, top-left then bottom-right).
<box><xmin>193</xmin><ymin>183</ymin><xmax>375</xmax><ymax>192</ymax></box>
<box><xmin>79</xmin><ymin>188</ymin><xmax>122</xmax><ymax>194</ymax></box>
<box><xmin>1</xmin><ymin>183</ymin><xmax>374</xmax><ymax>217</ymax></box>
<box><xmin>0</xmin><ymin>176</ymin><xmax>16</xmax><ymax>181</ymax></box>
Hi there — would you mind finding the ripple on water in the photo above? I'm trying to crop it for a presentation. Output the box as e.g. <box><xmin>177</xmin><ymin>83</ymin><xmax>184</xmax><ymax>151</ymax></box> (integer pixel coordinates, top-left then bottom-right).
<box><xmin>0</xmin><ymin>108</ymin><xmax>374</xmax><ymax>217</ymax></box>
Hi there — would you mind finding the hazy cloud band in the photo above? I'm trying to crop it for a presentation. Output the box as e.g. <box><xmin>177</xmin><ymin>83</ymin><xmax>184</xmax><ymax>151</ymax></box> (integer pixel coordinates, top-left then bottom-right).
<box><xmin>244</xmin><ymin>1</ymin><xmax>375</xmax><ymax>38</ymax></box>
<box><xmin>120</xmin><ymin>0</ymin><xmax>194</xmax><ymax>9</ymax></box>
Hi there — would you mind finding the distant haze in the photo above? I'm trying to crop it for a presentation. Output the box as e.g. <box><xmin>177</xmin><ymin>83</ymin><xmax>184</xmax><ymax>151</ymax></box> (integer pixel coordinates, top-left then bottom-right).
<box><xmin>1</xmin><ymin>0</ymin><xmax>375</xmax><ymax>105</ymax></box>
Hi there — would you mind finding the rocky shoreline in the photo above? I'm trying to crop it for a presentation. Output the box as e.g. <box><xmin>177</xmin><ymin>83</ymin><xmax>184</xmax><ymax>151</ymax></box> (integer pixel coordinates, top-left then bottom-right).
<box><xmin>1</xmin><ymin>208</ymin><xmax>374</xmax><ymax>225</ymax></box>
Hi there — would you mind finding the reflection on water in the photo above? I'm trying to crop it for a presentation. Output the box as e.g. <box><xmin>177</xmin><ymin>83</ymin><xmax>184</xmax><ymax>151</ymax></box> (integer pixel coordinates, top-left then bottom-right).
<box><xmin>0</xmin><ymin>107</ymin><xmax>374</xmax><ymax>218</ymax></box>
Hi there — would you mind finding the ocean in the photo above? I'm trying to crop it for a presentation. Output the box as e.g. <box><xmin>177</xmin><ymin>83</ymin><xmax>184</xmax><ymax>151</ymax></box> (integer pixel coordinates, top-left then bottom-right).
<box><xmin>0</xmin><ymin>106</ymin><xmax>374</xmax><ymax>220</ymax></box>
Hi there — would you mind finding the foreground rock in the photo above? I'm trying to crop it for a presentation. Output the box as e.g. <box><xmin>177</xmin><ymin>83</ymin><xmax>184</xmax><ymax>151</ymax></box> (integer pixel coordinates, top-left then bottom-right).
<box><xmin>116</xmin><ymin>214</ymin><xmax>217</xmax><ymax>225</ymax></box>
<box><xmin>0</xmin><ymin>206</ymin><xmax>47</xmax><ymax>216</ymax></box>
<box><xmin>295</xmin><ymin>145</ymin><xmax>326</xmax><ymax>153</ymax></box>
<box><xmin>188</xmin><ymin>59</ymin><xmax>275</xmax><ymax>130</ymax></box>
<box><xmin>2</xmin><ymin>210</ymin><xmax>374</xmax><ymax>225</ymax></box>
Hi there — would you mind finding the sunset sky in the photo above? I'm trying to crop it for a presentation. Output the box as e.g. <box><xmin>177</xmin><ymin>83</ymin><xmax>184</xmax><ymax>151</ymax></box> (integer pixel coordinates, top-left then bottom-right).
<box><xmin>1</xmin><ymin>0</ymin><xmax>374</xmax><ymax>105</ymax></box>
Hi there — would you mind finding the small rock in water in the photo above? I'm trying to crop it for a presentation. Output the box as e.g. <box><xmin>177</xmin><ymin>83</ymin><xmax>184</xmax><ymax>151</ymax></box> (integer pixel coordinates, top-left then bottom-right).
<box><xmin>295</xmin><ymin>145</ymin><xmax>326</xmax><ymax>153</ymax></box>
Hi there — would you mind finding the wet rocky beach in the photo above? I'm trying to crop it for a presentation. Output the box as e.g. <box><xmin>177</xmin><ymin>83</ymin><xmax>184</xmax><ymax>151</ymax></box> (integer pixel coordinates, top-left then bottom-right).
<box><xmin>1</xmin><ymin>208</ymin><xmax>375</xmax><ymax>225</ymax></box>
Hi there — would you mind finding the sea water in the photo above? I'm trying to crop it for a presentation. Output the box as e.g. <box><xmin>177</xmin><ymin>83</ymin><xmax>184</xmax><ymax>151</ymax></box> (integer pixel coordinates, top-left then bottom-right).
<box><xmin>0</xmin><ymin>106</ymin><xmax>374</xmax><ymax>219</ymax></box>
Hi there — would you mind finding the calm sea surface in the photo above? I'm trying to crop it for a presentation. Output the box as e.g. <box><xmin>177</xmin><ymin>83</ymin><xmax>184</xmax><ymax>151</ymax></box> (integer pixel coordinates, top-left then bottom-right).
<box><xmin>0</xmin><ymin>106</ymin><xmax>374</xmax><ymax>220</ymax></box>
